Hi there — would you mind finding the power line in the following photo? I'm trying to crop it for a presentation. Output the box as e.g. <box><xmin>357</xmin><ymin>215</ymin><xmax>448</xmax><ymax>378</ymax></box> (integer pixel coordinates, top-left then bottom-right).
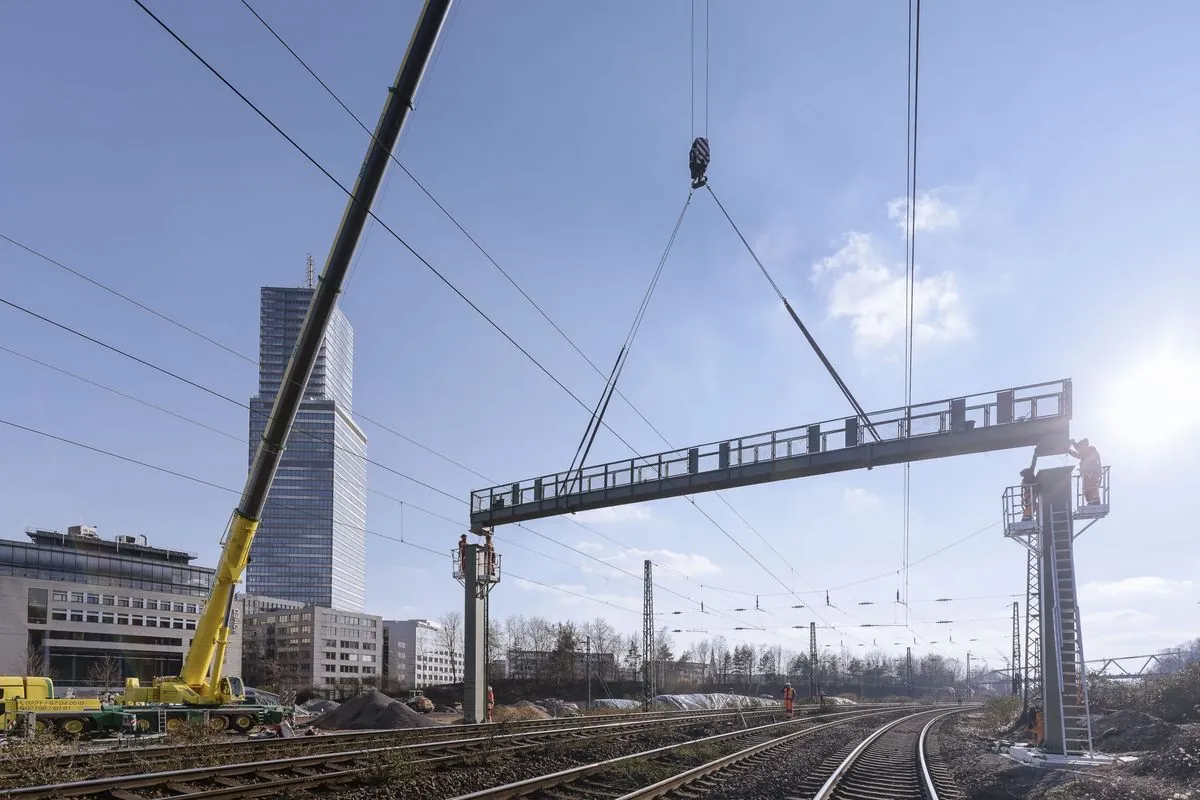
<box><xmin>232</xmin><ymin>0</ymin><xmax>816</xmax><ymax>605</ymax></box>
<box><xmin>0</xmin><ymin>413</ymin><xmax>637</xmax><ymax>616</ymax></box>
<box><xmin>1</xmin><ymin>333</ymin><xmax>1002</xmax><ymax>633</ymax></box>
<box><xmin>130</xmin><ymin>0</ymin><xmax>658</xmax><ymax>470</ymax></box>
<box><xmin>901</xmin><ymin>0</ymin><xmax>923</xmax><ymax>623</ymax></box>
<box><xmin>0</xmin><ymin>232</ymin><xmax>254</xmax><ymax>366</ymax></box>
<box><xmin>0</xmin><ymin>337</ymin><xmax>763</xmax><ymax>627</ymax></box>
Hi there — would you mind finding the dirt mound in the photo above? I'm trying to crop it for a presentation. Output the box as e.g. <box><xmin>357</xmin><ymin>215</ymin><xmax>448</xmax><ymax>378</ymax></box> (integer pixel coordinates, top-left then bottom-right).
<box><xmin>312</xmin><ymin>691</ymin><xmax>438</xmax><ymax>730</ymax></box>
<box><xmin>1092</xmin><ymin>709</ymin><xmax>1174</xmax><ymax>752</ymax></box>
<box><xmin>1122</xmin><ymin>723</ymin><xmax>1200</xmax><ymax>783</ymax></box>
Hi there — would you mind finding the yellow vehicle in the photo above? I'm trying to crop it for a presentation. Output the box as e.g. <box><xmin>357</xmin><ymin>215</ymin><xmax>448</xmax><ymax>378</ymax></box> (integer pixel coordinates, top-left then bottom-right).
<box><xmin>1</xmin><ymin>677</ymin><xmax>101</xmax><ymax>735</ymax></box>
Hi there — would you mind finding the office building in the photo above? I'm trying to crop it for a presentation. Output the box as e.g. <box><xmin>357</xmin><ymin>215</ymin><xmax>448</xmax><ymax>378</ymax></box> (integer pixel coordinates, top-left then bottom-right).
<box><xmin>382</xmin><ymin>619</ymin><xmax>464</xmax><ymax>690</ymax></box>
<box><xmin>248</xmin><ymin>286</ymin><xmax>368</xmax><ymax>611</ymax></box>
<box><xmin>0</xmin><ymin>525</ymin><xmax>243</xmax><ymax>689</ymax></box>
<box><xmin>242</xmin><ymin>600</ymin><xmax>380</xmax><ymax>698</ymax></box>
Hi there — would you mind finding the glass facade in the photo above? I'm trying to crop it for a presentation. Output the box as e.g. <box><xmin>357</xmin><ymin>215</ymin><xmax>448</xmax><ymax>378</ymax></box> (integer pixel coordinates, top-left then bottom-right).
<box><xmin>248</xmin><ymin>287</ymin><xmax>367</xmax><ymax>611</ymax></box>
<box><xmin>0</xmin><ymin>533</ymin><xmax>213</xmax><ymax>597</ymax></box>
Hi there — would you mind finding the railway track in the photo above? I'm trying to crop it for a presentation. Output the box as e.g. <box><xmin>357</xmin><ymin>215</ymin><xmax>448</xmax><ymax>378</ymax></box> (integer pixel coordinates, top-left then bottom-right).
<box><xmin>0</xmin><ymin>705</ymin><xmax>791</xmax><ymax>790</ymax></box>
<box><xmin>603</xmin><ymin>706</ymin><xmax>969</xmax><ymax>800</ymax></box>
<box><xmin>446</xmin><ymin>705</ymin><xmax>914</xmax><ymax>800</ymax></box>
<box><xmin>798</xmin><ymin>707</ymin><xmax>969</xmax><ymax>800</ymax></box>
<box><xmin>4</xmin><ymin>705</ymin><xmax>880</xmax><ymax>799</ymax></box>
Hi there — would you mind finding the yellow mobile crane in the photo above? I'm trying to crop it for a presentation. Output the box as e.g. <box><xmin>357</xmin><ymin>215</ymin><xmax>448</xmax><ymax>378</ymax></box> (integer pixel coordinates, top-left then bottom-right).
<box><xmin>115</xmin><ymin>0</ymin><xmax>455</xmax><ymax>728</ymax></box>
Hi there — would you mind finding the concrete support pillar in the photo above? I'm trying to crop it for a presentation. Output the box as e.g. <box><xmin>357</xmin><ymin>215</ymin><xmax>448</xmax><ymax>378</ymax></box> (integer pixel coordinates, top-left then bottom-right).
<box><xmin>463</xmin><ymin>543</ymin><xmax>488</xmax><ymax>724</ymax></box>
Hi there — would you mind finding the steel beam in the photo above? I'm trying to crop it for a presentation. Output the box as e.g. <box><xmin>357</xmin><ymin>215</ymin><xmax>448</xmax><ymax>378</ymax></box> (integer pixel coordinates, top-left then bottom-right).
<box><xmin>471</xmin><ymin>380</ymin><xmax>1072</xmax><ymax>529</ymax></box>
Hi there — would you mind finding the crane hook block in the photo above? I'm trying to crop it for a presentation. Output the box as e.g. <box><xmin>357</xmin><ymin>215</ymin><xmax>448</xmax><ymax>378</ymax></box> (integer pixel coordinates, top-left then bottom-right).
<box><xmin>689</xmin><ymin>137</ymin><xmax>710</xmax><ymax>188</ymax></box>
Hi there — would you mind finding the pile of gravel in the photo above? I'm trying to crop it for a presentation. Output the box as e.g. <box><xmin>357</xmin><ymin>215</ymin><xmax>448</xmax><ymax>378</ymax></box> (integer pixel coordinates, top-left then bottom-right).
<box><xmin>312</xmin><ymin>691</ymin><xmax>438</xmax><ymax>730</ymax></box>
<box><xmin>302</xmin><ymin>699</ymin><xmax>340</xmax><ymax>715</ymax></box>
<box><xmin>511</xmin><ymin>700</ymin><xmax>551</xmax><ymax>719</ymax></box>
<box><xmin>1092</xmin><ymin>709</ymin><xmax>1174</xmax><ymax>752</ymax></box>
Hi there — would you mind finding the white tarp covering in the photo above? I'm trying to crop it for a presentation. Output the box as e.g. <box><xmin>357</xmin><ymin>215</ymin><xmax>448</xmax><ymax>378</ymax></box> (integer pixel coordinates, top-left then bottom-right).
<box><xmin>654</xmin><ymin>692</ymin><xmax>778</xmax><ymax>710</ymax></box>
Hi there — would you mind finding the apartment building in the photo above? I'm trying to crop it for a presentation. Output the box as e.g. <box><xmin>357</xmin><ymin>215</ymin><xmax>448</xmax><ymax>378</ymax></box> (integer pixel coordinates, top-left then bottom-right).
<box><xmin>382</xmin><ymin>619</ymin><xmax>464</xmax><ymax>690</ymax></box>
<box><xmin>243</xmin><ymin>600</ymin><xmax>381</xmax><ymax>697</ymax></box>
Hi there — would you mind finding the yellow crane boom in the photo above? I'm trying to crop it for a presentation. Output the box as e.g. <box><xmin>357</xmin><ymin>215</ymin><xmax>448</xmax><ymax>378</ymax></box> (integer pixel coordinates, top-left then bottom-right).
<box><xmin>124</xmin><ymin>0</ymin><xmax>454</xmax><ymax>707</ymax></box>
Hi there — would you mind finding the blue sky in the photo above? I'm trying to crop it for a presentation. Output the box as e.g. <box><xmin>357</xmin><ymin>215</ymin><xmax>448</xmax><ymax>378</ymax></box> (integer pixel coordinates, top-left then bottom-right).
<box><xmin>2</xmin><ymin>1</ymin><xmax>1198</xmax><ymax>672</ymax></box>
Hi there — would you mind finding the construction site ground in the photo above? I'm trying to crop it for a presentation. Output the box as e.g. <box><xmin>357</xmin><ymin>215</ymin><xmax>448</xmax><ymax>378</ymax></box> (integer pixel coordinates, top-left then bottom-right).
<box><xmin>941</xmin><ymin>705</ymin><xmax>1199</xmax><ymax>799</ymax></box>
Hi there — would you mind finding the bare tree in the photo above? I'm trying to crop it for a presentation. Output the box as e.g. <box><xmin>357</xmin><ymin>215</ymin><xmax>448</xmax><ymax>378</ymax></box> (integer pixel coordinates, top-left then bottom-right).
<box><xmin>583</xmin><ymin>618</ymin><xmax>619</xmax><ymax>680</ymax></box>
<box><xmin>438</xmin><ymin>612</ymin><xmax>464</xmax><ymax>682</ymax></box>
<box><xmin>254</xmin><ymin>658</ymin><xmax>285</xmax><ymax>692</ymax></box>
<box><xmin>87</xmin><ymin>654</ymin><xmax>123</xmax><ymax>694</ymax></box>
<box><xmin>26</xmin><ymin>645</ymin><xmax>50</xmax><ymax>678</ymax></box>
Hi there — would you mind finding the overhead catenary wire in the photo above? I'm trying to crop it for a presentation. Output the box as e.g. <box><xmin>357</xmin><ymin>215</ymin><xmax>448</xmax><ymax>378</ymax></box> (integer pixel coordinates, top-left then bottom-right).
<box><xmin>0</xmin><ymin>336</ymin><xmax>797</xmax><ymax>635</ymax></box>
<box><xmin>900</xmin><ymin>0</ymin><xmax>923</xmax><ymax>624</ymax></box>
<box><xmin>0</xmin><ymin>414</ymin><xmax>639</xmax><ymax>616</ymax></box>
<box><xmin>2</xmin><ymin>329</ymin><xmax>1007</xmax><ymax>637</ymax></box>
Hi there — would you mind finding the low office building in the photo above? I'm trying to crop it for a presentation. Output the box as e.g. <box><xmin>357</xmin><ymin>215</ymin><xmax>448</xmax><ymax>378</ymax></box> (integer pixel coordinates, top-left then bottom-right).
<box><xmin>382</xmin><ymin>619</ymin><xmax>464</xmax><ymax>690</ymax></box>
<box><xmin>504</xmin><ymin>649</ymin><xmax>616</xmax><ymax>681</ymax></box>
<box><xmin>0</xmin><ymin>525</ymin><xmax>242</xmax><ymax>689</ymax></box>
<box><xmin>243</xmin><ymin>600</ymin><xmax>381</xmax><ymax>697</ymax></box>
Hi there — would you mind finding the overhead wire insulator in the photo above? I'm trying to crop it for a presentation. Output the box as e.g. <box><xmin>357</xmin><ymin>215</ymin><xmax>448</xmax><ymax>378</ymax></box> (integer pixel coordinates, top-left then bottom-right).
<box><xmin>689</xmin><ymin>137</ymin><xmax>710</xmax><ymax>188</ymax></box>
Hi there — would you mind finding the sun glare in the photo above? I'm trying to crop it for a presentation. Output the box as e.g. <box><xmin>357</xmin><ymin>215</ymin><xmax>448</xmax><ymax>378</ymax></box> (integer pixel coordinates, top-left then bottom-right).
<box><xmin>1103</xmin><ymin>345</ymin><xmax>1200</xmax><ymax>449</ymax></box>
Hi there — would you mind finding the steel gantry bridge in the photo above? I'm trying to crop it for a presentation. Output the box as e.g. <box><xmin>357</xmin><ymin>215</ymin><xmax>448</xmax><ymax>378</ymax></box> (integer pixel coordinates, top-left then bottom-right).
<box><xmin>470</xmin><ymin>379</ymin><xmax>1072</xmax><ymax>529</ymax></box>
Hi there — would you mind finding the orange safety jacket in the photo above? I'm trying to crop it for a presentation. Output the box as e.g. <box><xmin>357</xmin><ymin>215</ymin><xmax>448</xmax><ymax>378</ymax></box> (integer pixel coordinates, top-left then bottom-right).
<box><xmin>782</xmin><ymin>687</ymin><xmax>795</xmax><ymax>701</ymax></box>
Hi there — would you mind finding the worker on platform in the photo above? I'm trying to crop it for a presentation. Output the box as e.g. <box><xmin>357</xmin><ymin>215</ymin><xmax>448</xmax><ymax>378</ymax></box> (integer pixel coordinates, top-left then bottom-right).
<box><xmin>781</xmin><ymin>682</ymin><xmax>796</xmax><ymax>717</ymax></box>
<box><xmin>484</xmin><ymin>531</ymin><xmax>496</xmax><ymax>577</ymax></box>
<box><xmin>818</xmin><ymin>689</ymin><xmax>826</xmax><ymax>709</ymax></box>
<box><xmin>1020</xmin><ymin>468</ymin><xmax>1038</xmax><ymax>522</ymax></box>
<box><xmin>487</xmin><ymin>685</ymin><xmax>495</xmax><ymax>723</ymax></box>
<box><xmin>457</xmin><ymin>534</ymin><xmax>468</xmax><ymax>575</ymax></box>
<box><xmin>1067</xmin><ymin>438</ymin><xmax>1103</xmax><ymax>505</ymax></box>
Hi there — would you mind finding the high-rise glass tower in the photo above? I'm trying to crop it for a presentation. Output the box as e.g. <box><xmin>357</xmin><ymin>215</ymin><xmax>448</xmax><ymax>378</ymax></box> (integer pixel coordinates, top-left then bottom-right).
<box><xmin>247</xmin><ymin>287</ymin><xmax>367</xmax><ymax>611</ymax></box>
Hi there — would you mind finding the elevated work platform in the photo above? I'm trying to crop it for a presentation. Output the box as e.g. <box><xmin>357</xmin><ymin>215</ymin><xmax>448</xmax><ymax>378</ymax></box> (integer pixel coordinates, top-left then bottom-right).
<box><xmin>471</xmin><ymin>379</ymin><xmax>1073</xmax><ymax>528</ymax></box>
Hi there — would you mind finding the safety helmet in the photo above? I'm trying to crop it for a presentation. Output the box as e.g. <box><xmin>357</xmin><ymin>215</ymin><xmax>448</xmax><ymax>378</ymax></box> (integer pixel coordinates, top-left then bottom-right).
<box><xmin>784</xmin><ymin>682</ymin><xmax>792</xmax><ymax>688</ymax></box>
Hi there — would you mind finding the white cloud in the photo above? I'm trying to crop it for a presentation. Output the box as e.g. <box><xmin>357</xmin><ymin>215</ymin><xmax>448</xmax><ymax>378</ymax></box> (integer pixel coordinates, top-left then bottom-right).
<box><xmin>579</xmin><ymin>545</ymin><xmax>721</xmax><ymax>579</ymax></box>
<box><xmin>842</xmin><ymin>487</ymin><xmax>879</xmax><ymax>510</ymax></box>
<box><xmin>887</xmin><ymin>191</ymin><xmax>960</xmax><ymax>238</ymax></box>
<box><xmin>1079</xmin><ymin>576</ymin><xmax>1195</xmax><ymax>604</ymax></box>
<box><xmin>812</xmin><ymin>232</ymin><xmax>970</xmax><ymax>352</ymax></box>
<box><xmin>575</xmin><ymin>540</ymin><xmax>606</xmax><ymax>552</ymax></box>
<box><xmin>572</xmin><ymin>506</ymin><xmax>651</xmax><ymax>525</ymax></box>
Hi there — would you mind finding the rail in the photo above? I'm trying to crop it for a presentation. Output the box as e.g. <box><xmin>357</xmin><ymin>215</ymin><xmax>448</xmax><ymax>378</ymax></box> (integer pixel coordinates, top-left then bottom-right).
<box><xmin>812</xmin><ymin>707</ymin><xmax>970</xmax><ymax>800</ymax></box>
<box><xmin>448</xmin><ymin>705</ymin><xmax>912</xmax><ymax>800</ymax></box>
<box><xmin>0</xmin><ymin>706</ymin><xmax>823</xmax><ymax>796</ymax></box>
<box><xmin>471</xmin><ymin>379</ymin><xmax>1072</xmax><ymax>527</ymax></box>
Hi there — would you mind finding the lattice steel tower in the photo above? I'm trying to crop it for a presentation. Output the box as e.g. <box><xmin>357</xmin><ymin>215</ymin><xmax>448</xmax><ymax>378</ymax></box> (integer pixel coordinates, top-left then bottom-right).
<box><xmin>809</xmin><ymin>622</ymin><xmax>818</xmax><ymax>699</ymax></box>
<box><xmin>642</xmin><ymin>560</ymin><xmax>655</xmax><ymax>709</ymax></box>
<box><xmin>1012</xmin><ymin>601</ymin><xmax>1022</xmax><ymax>697</ymax></box>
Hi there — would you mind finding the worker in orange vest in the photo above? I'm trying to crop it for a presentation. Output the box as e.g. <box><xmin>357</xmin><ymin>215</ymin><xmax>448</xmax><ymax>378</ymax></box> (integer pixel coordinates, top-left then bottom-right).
<box><xmin>484</xmin><ymin>532</ymin><xmax>496</xmax><ymax>577</ymax></box>
<box><xmin>1020</xmin><ymin>468</ymin><xmax>1038</xmax><ymax>522</ymax></box>
<box><xmin>781</xmin><ymin>683</ymin><xmax>796</xmax><ymax>717</ymax></box>
<box><xmin>1068</xmin><ymin>438</ymin><xmax>1102</xmax><ymax>505</ymax></box>
<box><xmin>486</xmin><ymin>685</ymin><xmax>495</xmax><ymax>723</ymax></box>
